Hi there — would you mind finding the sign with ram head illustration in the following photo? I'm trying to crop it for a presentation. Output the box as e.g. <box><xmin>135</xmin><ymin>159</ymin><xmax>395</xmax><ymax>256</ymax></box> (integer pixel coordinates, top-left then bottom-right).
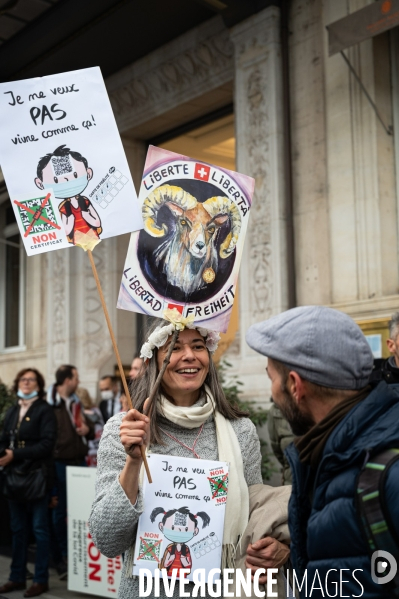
<box><xmin>117</xmin><ymin>146</ymin><xmax>254</xmax><ymax>332</ymax></box>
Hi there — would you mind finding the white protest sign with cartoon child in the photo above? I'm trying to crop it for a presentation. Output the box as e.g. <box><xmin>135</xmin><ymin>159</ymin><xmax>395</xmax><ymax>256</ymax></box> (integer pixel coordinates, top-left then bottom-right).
<box><xmin>133</xmin><ymin>453</ymin><xmax>228</xmax><ymax>582</ymax></box>
<box><xmin>0</xmin><ymin>66</ymin><xmax>142</xmax><ymax>256</ymax></box>
<box><xmin>117</xmin><ymin>145</ymin><xmax>254</xmax><ymax>333</ymax></box>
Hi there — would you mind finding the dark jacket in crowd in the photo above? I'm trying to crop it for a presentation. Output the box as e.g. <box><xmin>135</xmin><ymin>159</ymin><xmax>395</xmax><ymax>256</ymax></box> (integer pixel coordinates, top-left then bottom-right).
<box><xmin>286</xmin><ymin>381</ymin><xmax>399</xmax><ymax>599</ymax></box>
<box><xmin>369</xmin><ymin>356</ymin><xmax>399</xmax><ymax>384</ymax></box>
<box><xmin>0</xmin><ymin>399</ymin><xmax>57</xmax><ymax>488</ymax></box>
<box><xmin>99</xmin><ymin>400</ymin><xmax>108</xmax><ymax>425</ymax></box>
<box><xmin>52</xmin><ymin>399</ymin><xmax>94</xmax><ymax>463</ymax></box>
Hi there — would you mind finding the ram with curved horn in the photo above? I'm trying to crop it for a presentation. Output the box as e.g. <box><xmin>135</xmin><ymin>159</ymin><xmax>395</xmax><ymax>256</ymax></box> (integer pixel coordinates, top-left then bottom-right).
<box><xmin>142</xmin><ymin>184</ymin><xmax>242</xmax><ymax>296</ymax></box>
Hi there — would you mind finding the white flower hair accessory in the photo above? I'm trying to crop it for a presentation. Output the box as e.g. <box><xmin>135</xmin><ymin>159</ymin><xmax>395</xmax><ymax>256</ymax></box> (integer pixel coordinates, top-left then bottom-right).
<box><xmin>139</xmin><ymin>313</ymin><xmax>221</xmax><ymax>360</ymax></box>
<box><xmin>163</xmin><ymin>307</ymin><xmax>195</xmax><ymax>330</ymax></box>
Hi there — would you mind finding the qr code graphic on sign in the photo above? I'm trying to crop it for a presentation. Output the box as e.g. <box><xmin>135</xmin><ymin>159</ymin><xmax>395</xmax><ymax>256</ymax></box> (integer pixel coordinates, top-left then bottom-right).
<box><xmin>137</xmin><ymin>536</ymin><xmax>162</xmax><ymax>562</ymax></box>
<box><xmin>91</xmin><ymin>169</ymin><xmax>129</xmax><ymax>209</ymax></box>
<box><xmin>15</xmin><ymin>196</ymin><xmax>59</xmax><ymax>235</ymax></box>
<box><xmin>51</xmin><ymin>155</ymin><xmax>73</xmax><ymax>177</ymax></box>
<box><xmin>208</xmin><ymin>473</ymin><xmax>228</xmax><ymax>498</ymax></box>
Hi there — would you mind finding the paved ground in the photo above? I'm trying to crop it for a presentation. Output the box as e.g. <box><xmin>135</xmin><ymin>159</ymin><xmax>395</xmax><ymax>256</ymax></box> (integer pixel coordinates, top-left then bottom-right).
<box><xmin>0</xmin><ymin>554</ymin><xmax>100</xmax><ymax>599</ymax></box>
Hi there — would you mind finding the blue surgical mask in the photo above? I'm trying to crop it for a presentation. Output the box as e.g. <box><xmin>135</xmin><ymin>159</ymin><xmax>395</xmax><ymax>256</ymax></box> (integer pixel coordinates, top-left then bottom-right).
<box><xmin>163</xmin><ymin>528</ymin><xmax>194</xmax><ymax>544</ymax></box>
<box><xmin>44</xmin><ymin>175</ymin><xmax>88</xmax><ymax>199</ymax></box>
<box><xmin>17</xmin><ymin>390</ymin><xmax>38</xmax><ymax>400</ymax></box>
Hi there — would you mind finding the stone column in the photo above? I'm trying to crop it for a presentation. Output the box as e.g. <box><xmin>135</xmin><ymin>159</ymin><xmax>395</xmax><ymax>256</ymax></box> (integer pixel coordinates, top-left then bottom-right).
<box><xmin>323</xmin><ymin>0</ymin><xmax>391</xmax><ymax>308</ymax></box>
<box><xmin>230</xmin><ymin>6</ymin><xmax>288</xmax><ymax>401</ymax></box>
<box><xmin>116</xmin><ymin>138</ymin><xmax>148</xmax><ymax>368</ymax></box>
<box><xmin>73</xmin><ymin>240</ymin><xmax>116</xmax><ymax>397</ymax></box>
<box><xmin>47</xmin><ymin>241</ymin><xmax>117</xmax><ymax>398</ymax></box>
<box><xmin>47</xmin><ymin>249</ymin><xmax>71</xmax><ymax>383</ymax></box>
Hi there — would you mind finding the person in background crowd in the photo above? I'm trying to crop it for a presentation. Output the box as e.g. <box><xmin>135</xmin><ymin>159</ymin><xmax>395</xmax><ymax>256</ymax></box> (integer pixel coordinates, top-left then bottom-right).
<box><xmin>129</xmin><ymin>355</ymin><xmax>143</xmax><ymax>381</ymax></box>
<box><xmin>77</xmin><ymin>387</ymin><xmax>104</xmax><ymax>467</ymax></box>
<box><xmin>47</xmin><ymin>365</ymin><xmax>94</xmax><ymax>580</ymax></box>
<box><xmin>0</xmin><ymin>368</ymin><xmax>56</xmax><ymax>598</ymax></box>
<box><xmin>369</xmin><ymin>310</ymin><xmax>399</xmax><ymax>384</ymax></box>
<box><xmin>98</xmin><ymin>375</ymin><xmax>121</xmax><ymax>423</ymax></box>
<box><xmin>118</xmin><ymin>356</ymin><xmax>145</xmax><ymax>414</ymax></box>
<box><xmin>246</xmin><ymin>306</ymin><xmax>399</xmax><ymax>598</ymax></box>
<box><xmin>267</xmin><ymin>400</ymin><xmax>294</xmax><ymax>485</ymax></box>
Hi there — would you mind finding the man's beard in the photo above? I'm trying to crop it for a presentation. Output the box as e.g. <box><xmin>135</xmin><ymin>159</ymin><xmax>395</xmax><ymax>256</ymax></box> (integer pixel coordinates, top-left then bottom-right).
<box><xmin>278</xmin><ymin>388</ymin><xmax>315</xmax><ymax>436</ymax></box>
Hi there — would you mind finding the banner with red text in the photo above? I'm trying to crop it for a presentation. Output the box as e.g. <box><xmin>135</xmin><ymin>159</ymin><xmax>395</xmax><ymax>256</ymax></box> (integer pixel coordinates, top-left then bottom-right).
<box><xmin>67</xmin><ymin>467</ymin><xmax>122</xmax><ymax>598</ymax></box>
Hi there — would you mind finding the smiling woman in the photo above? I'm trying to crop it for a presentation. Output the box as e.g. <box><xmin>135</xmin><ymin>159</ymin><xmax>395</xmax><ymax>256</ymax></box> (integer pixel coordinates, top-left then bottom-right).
<box><xmin>157</xmin><ymin>329</ymin><xmax>210</xmax><ymax>407</ymax></box>
<box><xmin>88</xmin><ymin>319</ymin><xmax>291</xmax><ymax>599</ymax></box>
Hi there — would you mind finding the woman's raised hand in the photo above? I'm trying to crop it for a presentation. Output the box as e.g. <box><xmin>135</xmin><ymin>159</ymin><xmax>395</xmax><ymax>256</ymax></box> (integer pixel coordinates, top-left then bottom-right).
<box><xmin>119</xmin><ymin>400</ymin><xmax>150</xmax><ymax>462</ymax></box>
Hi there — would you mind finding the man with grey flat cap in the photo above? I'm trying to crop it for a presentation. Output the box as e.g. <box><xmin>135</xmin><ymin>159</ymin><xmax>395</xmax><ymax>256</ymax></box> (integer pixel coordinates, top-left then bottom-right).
<box><xmin>246</xmin><ymin>306</ymin><xmax>399</xmax><ymax>599</ymax></box>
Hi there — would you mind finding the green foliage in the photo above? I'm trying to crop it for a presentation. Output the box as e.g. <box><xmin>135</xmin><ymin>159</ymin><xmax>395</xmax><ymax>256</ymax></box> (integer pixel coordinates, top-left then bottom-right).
<box><xmin>217</xmin><ymin>360</ymin><xmax>276</xmax><ymax>481</ymax></box>
<box><xmin>0</xmin><ymin>380</ymin><xmax>16</xmax><ymax>432</ymax></box>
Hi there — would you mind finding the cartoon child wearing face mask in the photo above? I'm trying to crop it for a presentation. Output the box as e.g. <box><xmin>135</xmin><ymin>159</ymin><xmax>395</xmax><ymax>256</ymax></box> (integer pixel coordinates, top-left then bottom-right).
<box><xmin>34</xmin><ymin>144</ymin><xmax>102</xmax><ymax>245</ymax></box>
<box><xmin>150</xmin><ymin>506</ymin><xmax>210</xmax><ymax>577</ymax></box>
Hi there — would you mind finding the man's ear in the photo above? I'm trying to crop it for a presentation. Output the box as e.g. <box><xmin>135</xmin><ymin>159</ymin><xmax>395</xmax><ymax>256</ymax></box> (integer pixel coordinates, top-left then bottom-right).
<box><xmin>288</xmin><ymin>371</ymin><xmax>306</xmax><ymax>404</ymax></box>
<box><xmin>387</xmin><ymin>338</ymin><xmax>395</xmax><ymax>354</ymax></box>
<box><xmin>35</xmin><ymin>178</ymin><xmax>44</xmax><ymax>190</ymax></box>
<box><xmin>87</xmin><ymin>168</ymin><xmax>93</xmax><ymax>181</ymax></box>
<box><xmin>159</xmin><ymin>522</ymin><xmax>164</xmax><ymax>532</ymax></box>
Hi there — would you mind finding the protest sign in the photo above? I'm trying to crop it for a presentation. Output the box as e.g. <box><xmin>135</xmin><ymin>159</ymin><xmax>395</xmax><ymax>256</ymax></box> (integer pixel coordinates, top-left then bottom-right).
<box><xmin>67</xmin><ymin>467</ymin><xmax>122</xmax><ymax>598</ymax></box>
<box><xmin>132</xmin><ymin>453</ymin><xmax>228</xmax><ymax>581</ymax></box>
<box><xmin>117</xmin><ymin>145</ymin><xmax>254</xmax><ymax>333</ymax></box>
<box><xmin>0</xmin><ymin>65</ymin><xmax>151</xmax><ymax>477</ymax></box>
<box><xmin>0</xmin><ymin>66</ymin><xmax>142</xmax><ymax>256</ymax></box>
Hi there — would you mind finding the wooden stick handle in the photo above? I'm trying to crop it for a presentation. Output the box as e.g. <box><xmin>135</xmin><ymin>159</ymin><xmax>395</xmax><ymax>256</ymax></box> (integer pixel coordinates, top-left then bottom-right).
<box><xmin>144</xmin><ymin>329</ymin><xmax>180</xmax><ymax>414</ymax></box>
<box><xmin>87</xmin><ymin>250</ymin><xmax>152</xmax><ymax>484</ymax></box>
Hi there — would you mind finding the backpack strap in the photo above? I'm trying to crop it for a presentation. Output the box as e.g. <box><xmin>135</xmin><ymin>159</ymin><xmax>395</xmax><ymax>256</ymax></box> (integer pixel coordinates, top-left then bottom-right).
<box><xmin>357</xmin><ymin>448</ymin><xmax>399</xmax><ymax>594</ymax></box>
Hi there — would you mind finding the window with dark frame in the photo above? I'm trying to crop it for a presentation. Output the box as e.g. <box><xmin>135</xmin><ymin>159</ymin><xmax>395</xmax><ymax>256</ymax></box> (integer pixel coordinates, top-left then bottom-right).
<box><xmin>0</xmin><ymin>196</ymin><xmax>25</xmax><ymax>350</ymax></box>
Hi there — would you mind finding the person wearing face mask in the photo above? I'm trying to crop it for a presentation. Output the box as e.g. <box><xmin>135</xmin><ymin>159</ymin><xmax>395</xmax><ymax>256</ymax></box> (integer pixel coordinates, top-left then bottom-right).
<box><xmin>34</xmin><ymin>144</ymin><xmax>102</xmax><ymax>245</ymax></box>
<box><xmin>150</xmin><ymin>506</ymin><xmax>210</xmax><ymax>577</ymax></box>
<box><xmin>0</xmin><ymin>368</ymin><xmax>56</xmax><ymax>598</ymax></box>
<box><xmin>98</xmin><ymin>375</ymin><xmax>122</xmax><ymax>424</ymax></box>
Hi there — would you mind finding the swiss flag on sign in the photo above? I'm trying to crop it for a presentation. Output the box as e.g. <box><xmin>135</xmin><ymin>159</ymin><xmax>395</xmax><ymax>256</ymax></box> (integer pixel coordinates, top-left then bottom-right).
<box><xmin>194</xmin><ymin>163</ymin><xmax>210</xmax><ymax>181</ymax></box>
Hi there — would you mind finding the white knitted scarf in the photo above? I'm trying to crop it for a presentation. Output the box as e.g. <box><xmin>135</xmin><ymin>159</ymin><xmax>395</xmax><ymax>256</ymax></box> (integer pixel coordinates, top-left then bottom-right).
<box><xmin>157</xmin><ymin>386</ymin><xmax>249</xmax><ymax>566</ymax></box>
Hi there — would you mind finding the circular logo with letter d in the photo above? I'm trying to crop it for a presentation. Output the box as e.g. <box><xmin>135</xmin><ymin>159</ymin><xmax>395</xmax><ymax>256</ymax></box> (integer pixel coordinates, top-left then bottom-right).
<box><xmin>371</xmin><ymin>550</ymin><xmax>397</xmax><ymax>585</ymax></box>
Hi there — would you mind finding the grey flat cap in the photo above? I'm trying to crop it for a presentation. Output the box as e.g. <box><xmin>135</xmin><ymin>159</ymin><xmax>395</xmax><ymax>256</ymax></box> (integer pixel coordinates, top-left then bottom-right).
<box><xmin>245</xmin><ymin>306</ymin><xmax>373</xmax><ymax>390</ymax></box>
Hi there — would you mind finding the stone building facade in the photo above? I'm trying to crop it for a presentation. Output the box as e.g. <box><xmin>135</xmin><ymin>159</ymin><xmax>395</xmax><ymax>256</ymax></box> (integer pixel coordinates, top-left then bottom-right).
<box><xmin>0</xmin><ymin>0</ymin><xmax>398</xmax><ymax>402</ymax></box>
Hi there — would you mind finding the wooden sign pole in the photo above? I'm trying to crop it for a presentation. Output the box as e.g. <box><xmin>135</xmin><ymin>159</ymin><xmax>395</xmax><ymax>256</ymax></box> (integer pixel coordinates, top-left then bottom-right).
<box><xmin>87</xmin><ymin>249</ymin><xmax>152</xmax><ymax>483</ymax></box>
